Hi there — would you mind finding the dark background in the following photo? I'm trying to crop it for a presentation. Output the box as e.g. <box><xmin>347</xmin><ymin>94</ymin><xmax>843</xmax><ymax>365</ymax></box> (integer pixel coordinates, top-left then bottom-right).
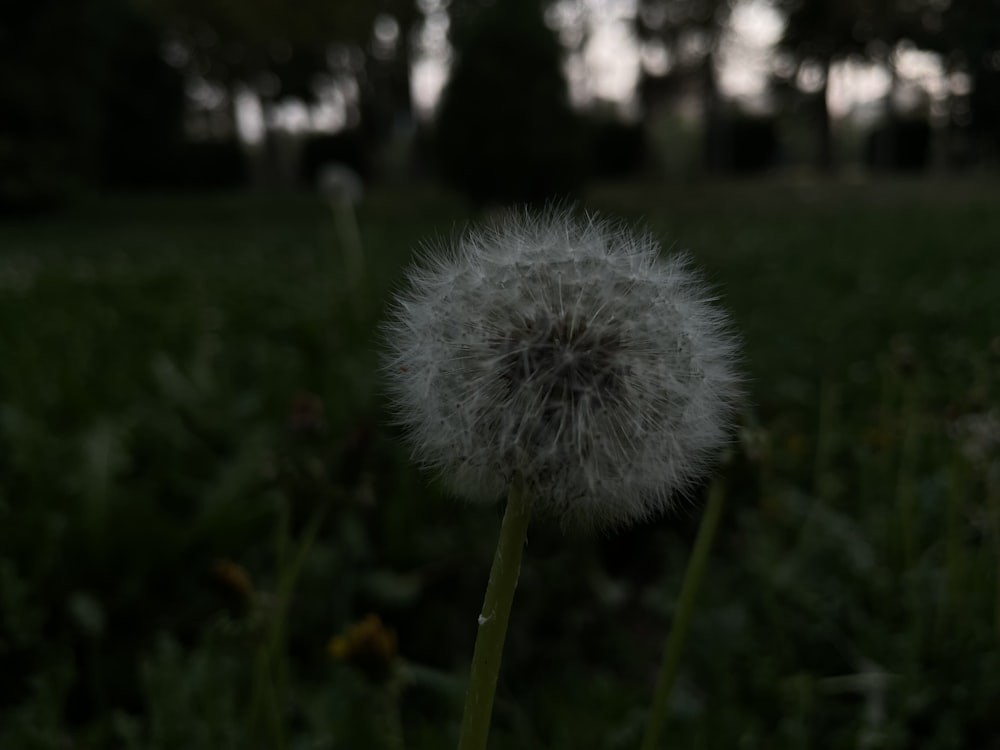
<box><xmin>3</xmin><ymin>0</ymin><xmax>1000</xmax><ymax>213</ymax></box>
<box><xmin>2</xmin><ymin>2</ymin><xmax>1000</xmax><ymax>749</ymax></box>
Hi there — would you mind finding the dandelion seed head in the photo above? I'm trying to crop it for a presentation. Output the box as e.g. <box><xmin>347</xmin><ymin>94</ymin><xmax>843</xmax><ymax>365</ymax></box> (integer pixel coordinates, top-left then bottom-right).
<box><xmin>382</xmin><ymin>207</ymin><xmax>742</xmax><ymax>530</ymax></box>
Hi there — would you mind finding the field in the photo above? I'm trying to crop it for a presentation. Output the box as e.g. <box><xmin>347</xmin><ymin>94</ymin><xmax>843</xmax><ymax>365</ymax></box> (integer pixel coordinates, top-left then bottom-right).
<box><xmin>1</xmin><ymin>181</ymin><xmax>998</xmax><ymax>749</ymax></box>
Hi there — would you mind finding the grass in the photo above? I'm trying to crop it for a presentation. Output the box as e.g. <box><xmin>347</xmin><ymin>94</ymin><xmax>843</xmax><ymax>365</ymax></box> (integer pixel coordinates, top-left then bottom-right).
<box><xmin>0</xmin><ymin>180</ymin><xmax>998</xmax><ymax>749</ymax></box>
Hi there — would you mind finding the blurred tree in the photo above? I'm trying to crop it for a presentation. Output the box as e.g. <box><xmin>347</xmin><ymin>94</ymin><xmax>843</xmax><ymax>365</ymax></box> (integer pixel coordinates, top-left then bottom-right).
<box><xmin>777</xmin><ymin>0</ymin><xmax>974</xmax><ymax>172</ymax></box>
<box><xmin>864</xmin><ymin>116</ymin><xmax>931</xmax><ymax>170</ymax></box>
<box><xmin>634</xmin><ymin>0</ymin><xmax>731</xmax><ymax>173</ymax></box>
<box><xmin>776</xmin><ymin>0</ymin><xmax>902</xmax><ymax>172</ymax></box>
<box><xmin>433</xmin><ymin>0</ymin><xmax>586</xmax><ymax>204</ymax></box>
<box><xmin>99</xmin><ymin>6</ymin><xmax>187</xmax><ymax>188</ymax></box>
<box><xmin>134</xmin><ymin>0</ymin><xmax>418</xmax><ymax>187</ymax></box>
<box><xmin>935</xmin><ymin>0</ymin><xmax>1000</xmax><ymax>163</ymax></box>
<box><xmin>0</xmin><ymin>0</ymin><xmax>105</xmax><ymax>213</ymax></box>
<box><xmin>777</xmin><ymin>0</ymin><xmax>852</xmax><ymax>172</ymax></box>
<box><xmin>587</xmin><ymin>114</ymin><xmax>649</xmax><ymax>179</ymax></box>
<box><xmin>361</xmin><ymin>5</ymin><xmax>421</xmax><ymax>149</ymax></box>
<box><xmin>0</xmin><ymin>0</ymin><xmax>186</xmax><ymax>212</ymax></box>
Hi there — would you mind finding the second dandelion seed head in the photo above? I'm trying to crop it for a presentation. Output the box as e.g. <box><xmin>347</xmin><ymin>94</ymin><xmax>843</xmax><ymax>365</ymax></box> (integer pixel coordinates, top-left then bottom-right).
<box><xmin>383</xmin><ymin>207</ymin><xmax>742</xmax><ymax>530</ymax></box>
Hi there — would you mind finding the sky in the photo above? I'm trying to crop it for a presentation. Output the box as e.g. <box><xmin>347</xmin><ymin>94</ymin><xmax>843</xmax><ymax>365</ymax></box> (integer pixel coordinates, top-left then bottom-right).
<box><xmin>410</xmin><ymin>0</ymin><xmax>955</xmax><ymax>121</ymax></box>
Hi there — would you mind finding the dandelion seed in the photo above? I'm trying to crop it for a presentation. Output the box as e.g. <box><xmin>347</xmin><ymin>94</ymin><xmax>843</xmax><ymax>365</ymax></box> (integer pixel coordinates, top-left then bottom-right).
<box><xmin>382</xmin><ymin>207</ymin><xmax>742</xmax><ymax>530</ymax></box>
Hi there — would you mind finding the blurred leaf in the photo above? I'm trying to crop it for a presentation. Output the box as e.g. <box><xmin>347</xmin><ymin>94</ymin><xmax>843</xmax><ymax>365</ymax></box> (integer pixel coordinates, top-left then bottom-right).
<box><xmin>78</xmin><ymin>417</ymin><xmax>130</xmax><ymax>501</ymax></box>
<box><xmin>67</xmin><ymin>591</ymin><xmax>106</xmax><ymax>638</ymax></box>
<box><xmin>359</xmin><ymin>569</ymin><xmax>424</xmax><ymax>607</ymax></box>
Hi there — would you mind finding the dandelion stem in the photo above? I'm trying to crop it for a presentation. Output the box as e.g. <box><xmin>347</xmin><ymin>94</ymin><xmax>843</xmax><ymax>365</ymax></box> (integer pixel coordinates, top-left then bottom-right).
<box><xmin>332</xmin><ymin>199</ymin><xmax>365</xmax><ymax>294</ymax></box>
<box><xmin>457</xmin><ymin>478</ymin><xmax>534</xmax><ymax>750</ymax></box>
<box><xmin>895</xmin><ymin>383</ymin><xmax>919</xmax><ymax>570</ymax></box>
<box><xmin>640</xmin><ymin>480</ymin><xmax>726</xmax><ymax>750</ymax></box>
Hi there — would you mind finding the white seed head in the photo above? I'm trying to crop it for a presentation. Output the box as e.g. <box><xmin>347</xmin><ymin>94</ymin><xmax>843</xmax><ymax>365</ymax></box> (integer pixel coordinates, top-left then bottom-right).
<box><xmin>382</xmin><ymin>207</ymin><xmax>742</xmax><ymax>530</ymax></box>
<box><xmin>317</xmin><ymin>163</ymin><xmax>364</xmax><ymax>206</ymax></box>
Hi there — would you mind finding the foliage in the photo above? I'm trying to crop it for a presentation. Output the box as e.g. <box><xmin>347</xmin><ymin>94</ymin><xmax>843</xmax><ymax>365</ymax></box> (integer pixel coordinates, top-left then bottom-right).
<box><xmin>864</xmin><ymin>118</ymin><xmax>932</xmax><ymax>171</ymax></box>
<box><xmin>587</xmin><ymin>117</ymin><xmax>648</xmax><ymax>179</ymax></box>
<box><xmin>433</xmin><ymin>0</ymin><xmax>586</xmax><ymax>205</ymax></box>
<box><xmin>98</xmin><ymin>5</ymin><xmax>187</xmax><ymax>189</ymax></box>
<box><xmin>709</xmin><ymin>112</ymin><xmax>780</xmax><ymax>173</ymax></box>
<box><xmin>133</xmin><ymin>0</ymin><xmax>391</xmax><ymax>50</ymax></box>
<box><xmin>132</xmin><ymin>0</ymin><xmax>414</xmax><ymax>114</ymax></box>
<box><xmin>0</xmin><ymin>0</ymin><xmax>186</xmax><ymax>212</ymax></box>
<box><xmin>936</xmin><ymin>0</ymin><xmax>1000</xmax><ymax>158</ymax></box>
<box><xmin>0</xmin><ymin>182</ymin><xmax>999</xmax><ymax>748</ymax></box>
<box><xmin>0</xmin><ymin>0</ymin><xmax>102</xmax><ymax>213</ymax></box>
<box><xmin>300</xmin><ymin>132</ymin><xmax>374</xmax><ymax>185</ymax></box>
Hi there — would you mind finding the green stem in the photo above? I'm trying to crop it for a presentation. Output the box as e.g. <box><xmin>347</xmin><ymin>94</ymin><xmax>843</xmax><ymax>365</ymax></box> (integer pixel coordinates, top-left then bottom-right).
<box><xmin>252</xmin><ymin>498</ymin><xmax>327</xmax><ymax>750</ymax></box>
<box><xmin>270</xmin><ymin>506</ymin><xmax>328</xmax><ymax>704</ymax></box>
<box><xmin>251</xmin><ymin>493</ymin><xmax>292</xmax><ymax>749</ymax></box>
<box><xmin>812</xmin><ymin>378</ymin><xmax>837</xmax><ymax>499</ymax></box>
<box><xmin>382</xmin><ymin>673</ymin><xmax>407</xmax><ymax>750</ymax></box>
<box><xmin>942</xmin><ymin>459</ymin><xmax>966</xmax><ymax>634</ymax></box>
<box><xmin>640</xmin><ymin>480</ymin><xmax>726</xmax><ymax>750</ymax></box>
<box><xmin>332</xmin><ymin>200</ymin><xmax>365</xmax><ymax>288</ymax></box>
<box><xmin>988</xmin><ymin>475</ymin><xmax>1000</xmax><ymax>641</ymax></box>
<box><xmin>457</xmin><ymin>479</ymin><xmax>534</xmax><ymax>750</ymax></box>
<box><xmin>895</xmin><ymin>384</ymin><xmax>919</xmax><ymax>570</ymax></box>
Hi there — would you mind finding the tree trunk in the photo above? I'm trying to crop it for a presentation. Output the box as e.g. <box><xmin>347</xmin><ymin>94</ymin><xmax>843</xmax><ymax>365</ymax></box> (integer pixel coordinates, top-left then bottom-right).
<box><xmin>815</xmin><ymin>57</ymin><xmax>834</xmax><ymax>173</ymax></box>
<box><xmin>876</xmin><ymin>51</ymin><xmax>900</xmax><ymax>170</ymax></box>
<box><xmin>700</xmin><ymin>54</ymin><xmax>726</xmax><ymax>174</ymax></box>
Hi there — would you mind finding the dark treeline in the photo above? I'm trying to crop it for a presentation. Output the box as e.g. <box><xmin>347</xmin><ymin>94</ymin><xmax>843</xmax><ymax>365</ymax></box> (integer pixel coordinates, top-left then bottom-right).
<box><xmin>2</xmin><ymin>0</ymin><xmax>999</xmax><ymax>212</ymax></box>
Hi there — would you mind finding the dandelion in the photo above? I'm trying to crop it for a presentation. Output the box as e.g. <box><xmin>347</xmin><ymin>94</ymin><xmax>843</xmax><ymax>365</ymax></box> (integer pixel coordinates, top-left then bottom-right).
<box><xmin>381</xmin><ymin>207</ymin><xmax>742</xmax><ymax>750</ymax></box>
<box><xmin>950</xmin><ymin>408</ymin><xmax>1000</xmax><ymax>470</ymax></box>
<box><xmin>317</xmin><ymin>162</ymin><xmax>365</xmax><ymax>291</ymax></box>
<box><xmin>383</xmin><ymin>207</ymin><xmax>741</xmax><ymax>529</ymax></box>
<box><xmin>317</xmin><ymin>163</ymin><xmax>364</xmax><ymax>208</ymax></box>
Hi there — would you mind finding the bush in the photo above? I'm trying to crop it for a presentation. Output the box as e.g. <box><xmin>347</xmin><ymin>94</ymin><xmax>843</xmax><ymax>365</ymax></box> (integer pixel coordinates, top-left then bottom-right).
<box><xmin>706</xmin><ymin>114</ymin><xmax>779</xmax><ymax>174</ymax></box>
<box><xmin>587</xmin><ymin>117</ymin><xmax>648</xmax><ymax>179</ymax></box>
<box><xmin>0</xmin><ymin>0</ymin><xmax>102</xmax><ymax>214</ymax></box>
<box><xmin>300</xmin><ymin>131</ymin><xmax>372</xmax><ymax>186</ymax></box>
<box><xmin>97</xmin><ymin>6</ymin><xmax>186</xmax><ymax>189</ymax></box>
<box><xmin>864</xmin><ymin>118</ymin><xmax>932</xmax><ymax>171</ymax></box>
<box><xmin>171</xmin><ymin>140</ymin><xmax>249</xmax><ymax>189</ymax></box>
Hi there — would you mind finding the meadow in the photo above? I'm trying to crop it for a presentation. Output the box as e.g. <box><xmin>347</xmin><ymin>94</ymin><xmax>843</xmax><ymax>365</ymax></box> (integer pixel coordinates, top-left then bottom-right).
<box><xmin>0</xmin><ymin>180</ymin><xmax>998</xmax><ymax>749</ymax></box>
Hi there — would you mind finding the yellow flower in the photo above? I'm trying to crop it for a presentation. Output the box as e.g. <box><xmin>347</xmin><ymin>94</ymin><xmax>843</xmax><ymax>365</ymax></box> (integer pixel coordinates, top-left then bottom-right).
<box><xmin>212</xmin><ymin>558</ymin><xmax>255</xmax><ymax>602</ymax></box>
<box><xmin>328</xmin><ymin>613</ymin><xmax>398</xmax><ymax>681</ymax></box>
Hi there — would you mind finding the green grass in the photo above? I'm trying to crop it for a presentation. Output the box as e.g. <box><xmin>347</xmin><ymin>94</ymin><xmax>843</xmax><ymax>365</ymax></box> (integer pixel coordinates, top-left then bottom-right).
<box><xmin>1</xmin><ymin>181</ymin><xmax>998</xmax><ymax>749</ymax></box>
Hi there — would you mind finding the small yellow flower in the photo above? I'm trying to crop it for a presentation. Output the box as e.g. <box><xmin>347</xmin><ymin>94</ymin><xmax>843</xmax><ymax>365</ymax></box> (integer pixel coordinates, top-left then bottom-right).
<box><xmin>328</xmin><ymin>613</ymin><xmax>398</xmax><ymax>681</ymax></box>
<box><xmin>212</xmin><ymin>559</ymin><xmax>255</xmax><ymax>602</ymax></box>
